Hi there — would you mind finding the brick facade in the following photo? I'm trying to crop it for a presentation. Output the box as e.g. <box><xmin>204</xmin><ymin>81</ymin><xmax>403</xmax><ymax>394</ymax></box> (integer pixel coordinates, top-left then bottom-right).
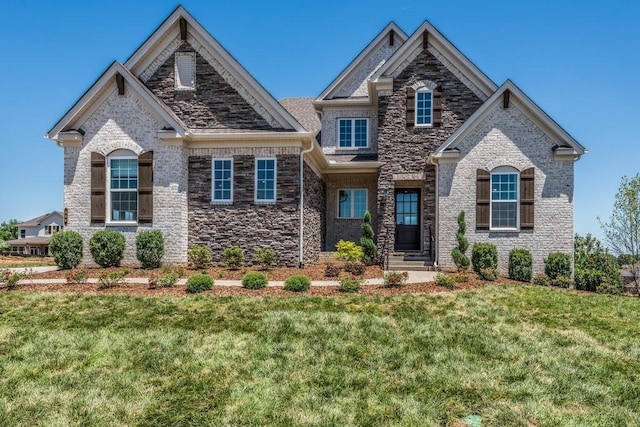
<box><xmin>302</xmin><ymin>162</ymin><xmax>325</xmax><ymax>265</ymax></box>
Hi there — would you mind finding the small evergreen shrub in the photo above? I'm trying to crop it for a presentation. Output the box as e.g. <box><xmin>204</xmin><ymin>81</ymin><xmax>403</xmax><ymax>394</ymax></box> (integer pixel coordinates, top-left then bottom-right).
<box><xmin>66</xmin><ymin>268</ymin><xmax>87</xmax><ymax>284</ymax></box>
<box><xmin>188</xmin><ymin>244</ymin><xmax>212</xmax><ymax>270</ymax></box>
<box><xmin>596</xmin><ymin>280</ymin><xmax>624</xmax><ymax>295</ymax></box>
<box><xmin>136</xmin><ymin>230</ymin><xmax>164</xmax><ymax>269</ymax></box>
<box><xmin>453</xmin><ymin>272</ymin><xmax>470</xmax><ymax>283</ymax></box>
<box><xmin>360</xmin><ymin>211</ymin><xmax>377</xmax><ymax>265</ymax></box>
<box><xmin>335</xmin><ymin>240</ymin><xmax>364</xmax><ymax>263</ymax></box>
<box><xmin>508</xmin><ymin>249</ymin><xmax>533</xmax><ymax>282</ymax></box>
<box><xmin>544</xmin><ymin>252</ymin><xmax>571</xmax><ymax>280</ymax></box>
<box><xmin>324</xmin><ymin>263</ymin><xmax>341</xmax><ymax>277</ymax></box>
<box><xmin>383</xmin><ymin>271</ymin><xmax>408</xmax><ymax>287</ymax></box>
<box><xmin>242</xmin><ymin>272</ymin><xmax>268</xmax><ymax>289</ymax></box>
<box><xmin>223</xmin><ymin>245</ymin><xmax>245</xmax><ymax>269</ymax></box>
<box><xmin>186</xmin><ymin>273</ymin><xmax>213</xmax><ymax>293</ymax></box>
<box><xmin>98</xmin><ymin>269</ymin><xmax>127</xmax><ymax>288</ymax></box>
<box><xmin>49</xmin><ymin>230</ymin><xmax>84</xmax><ymax>269</ymax></box>
<box><xmin>435</xmin><ymin>273</ymin><xmax>455</xmax><ymax>290</ymax></box>
<box><xmin>479</xmin><ymin>267</ymin><xmax>498</xmax><ymax>281</ymax></box>
<box><xmin>552</xmin><ymin>275</ymin><xmax>572</xmax><ymax>289</ymax></box>
<box><xmin>451</xmin><ymin>211</ymin><xmax>470</xmax><ymax>270</ymax></box>
<box><xmin>471</xmin><ymin>243</ymin><xmax>498</xmax><ymax>274</ymax></box>
<box><xmin>254</xmin><ymin>246</ymin><xmax>276</xmax><ymax>270</ymax></box>
<box><xmin>344</xmin><ymin>261</ymin><xmax>365</xmax><ymax>276</ymax></box>
<box><xmin>574</xmin><ymin>269</ymin><xmax>603</xmax><ymax>292</ymax></box>
<box><xmin>532</xmin><ymin>274</ymin><xmax>550</xmax><ymax>287</ymax></box>
<box><xmin>339</xmin><ymin>275</ymin><xmax>361</xmax><ymax>293</ymax></box>
<box><xmin>284</xmin><ymin>275</ymin><xmax>311</xmax><ymax>292</ymax></box>
<box><xmin>89</xmin><ymin>230</ymin><xmax>125</xmax><ymax>268</ymax></box>
<box><xmin>149</xmin><ymin>268</ymin><xmax>180</xmax><ymax>289</ymax></box>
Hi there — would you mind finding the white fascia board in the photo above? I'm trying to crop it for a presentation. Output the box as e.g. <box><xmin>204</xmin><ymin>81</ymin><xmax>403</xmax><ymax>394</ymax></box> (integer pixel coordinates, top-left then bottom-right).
<box><xmin>323</xmin><ymin>161</ymin><xmax>382</xmax><ymax>174</ymax></box>
<box><xmin>316</xmin><ymin>22</ymin><xmax>408</xmax><ymax>102</ymax></box>
<box><xmin>185</xmin><ymin>131</ymin><xmax>314</xmax><ymax>142</ymax></box>
<box><xmin>312</xmin><ymin>98</ymin><xmax>374</xmax><ymax>109</ymax></box>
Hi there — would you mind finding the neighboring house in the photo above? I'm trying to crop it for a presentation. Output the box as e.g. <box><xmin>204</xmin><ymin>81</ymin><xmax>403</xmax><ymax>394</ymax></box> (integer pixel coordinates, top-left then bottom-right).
<box><xmin>47</xmin><ymin>7</ymin><xmax>585</xmax><ymax>273</ymax></box>
<box><xmin>5</xmin><ymin>211</ymin><xmax>64</xmax><ymax>256</ymax></box>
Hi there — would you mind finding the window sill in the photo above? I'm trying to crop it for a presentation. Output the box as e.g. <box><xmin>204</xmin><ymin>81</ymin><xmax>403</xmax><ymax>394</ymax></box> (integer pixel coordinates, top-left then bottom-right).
<box><xmin>106</xmin><ymin>221</ymin><xmax>138</xmax><ymax>227</ymax></box>
<box><xmin>255</xmin><ymin>200</ymin><xmax>277</xmax><ymax>205</ymax></box>
<box><xmin>211</xmin><ymin>200</ymin><xmax>233</xmax><ymax>205</ymax></box>
<box><xmin>415</xmin><ymin>124</ymin><xmax>433</xmax><ymax>128</ymax></box>
<box><xmin>489</xmin><ymin>228</ymin><xmax>520</xmax><ymax>233</ymax></box>
<box><xmin>337</xmin><ymin>146</ymin><xmax>369</xmax><ymax>150</ymax></box>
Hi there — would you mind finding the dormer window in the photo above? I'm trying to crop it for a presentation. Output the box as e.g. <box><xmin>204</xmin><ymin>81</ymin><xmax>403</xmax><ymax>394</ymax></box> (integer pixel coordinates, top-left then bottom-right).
<box><xmin>338</xmin><ymin>118</ymin><xmax>368</xmax><ymax>148</ymax></box>
<box><xmin>415</xmin><ymin>88</ymin><xmax>433</xmax><ymax>126</ymax></box>
<box><xmin>175</xmin><ymin>52</ymin><xmax>195</xmax><ymax>90</ymax></box>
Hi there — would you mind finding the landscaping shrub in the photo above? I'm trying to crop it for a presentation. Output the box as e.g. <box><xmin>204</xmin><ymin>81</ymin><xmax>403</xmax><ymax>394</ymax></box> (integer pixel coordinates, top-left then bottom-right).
<box><xmin>383</xmin><ymin>271</ymin><xmax>408</xmax><ymax>287</ymax></box>
<box><xmin>544</xmin><ymin>252</ymin><xmax>571</xmax><ymax>280</ymax></box>
<box><xmin>508</xmin><ymin>249</ymin><xmax>533</xmax><ymax>282</ymax></box>
<box><xmin>242</xmin><ymin>272</ymin><xmax>268</xmax><ymax>289</ymax></box>
<box><xmin>136</xmin><ymin>230</ymin><xmax>164</xmax><ymax>269</ymax></box>
<box><xmin>552</xmin><ymin>275</ymin><xmax>573</xmax><ymax>289</ymax></box>
<box><xmin>223</xmin><ymin>245</ymin><xmax>245</xmax><ymax>269</ymax></box>
<box><xmin>451</xmin><ymin>211</ymin><xmax>470</xmax><ymax>270</ymax></box>
<box><xmin>324</xmin><ymin>263</ymin><xmax>340</xmax><ymax>277</ymax></box>
<box><xmin>149</xmin><ymin>269</ymin><xmax>180</xmax><ymax>289</ymax></box>
<box><xmin>49</xmin><ymin>230</ymin><xmax>84</xmax><ymax>269</ymax></box>
<box><xmin>435</xmin><ymin>273</ymin><xmax>455</xmax><ymax>290</ymax></box>
<box><xmin>479</xmin><ymin>267</ymin><xmax>498</xmax><ymax>281</ymax></box>
<box><xmin>360</xmin><ymin>211</ymin><xmax>377</xmax><ymax>265</ymax></box>
<box><xmin>186</xmin><ymin>273</ymin><xmax>214</xmax><ymax>293</ymax></box>
<box><xmin>66</xmin><ymin>268</ymin><xmax>87</xmax><ymax>284</ymax></box>
<box><xmin>453</xmin><ymin>272</ymin><xmax>470</xmax><ymax>283</ymax></box>
<box><xmin>188</xmin><ymin>244</ymin><xmax>212</xmax><ymax>270</ymax></box>
<box><xmin>335</xmin><ymin>240</ymin><xmax>364</xmax><ymax>263</ymax></box>
<box><xmin>98</xmin><ymin>269</ymin><xmax>127</xmax><ymax>288</ymax></box>
<box><xmin>89</xmin><ymin>230</ymin><xmax>125</xmax><ymax>268</ymax></box>
<box><xmin>284</xmin><ymin>275</ymin><xmax>311</xmax><ymax>292</ymax></box>
<box><xmin>338</xmin><ymin>275</ymin><xmax>361</xmax><ymax>293</ymax></box>
<box><xmin>344</xmin><ymin>261</ymin><xmax>365</xmax><ymax>276</ymax></box>
<box><xmin>2</xmin><ymin>270</ymin><xmax>24</xmax><ymax>290</ymax></box>
<box><xmin>532</xmin><ymin>274</ymin><xmax>550</xmax><ymax>287</ymax></box>
<box><xmin>596</xmin><ymin>280</ymin><xmax>625</xmax><ymax>295</ymax></box>
<box><xmin>471</xmin><ymin>243</ymin><xmax>498</xmax><ymax>273</ymax></box>
<box><xmin>574</xmin><ymin>234</ymin><xmax>622</xmax><ymax>293</ymax></box>
<box><xmin>254</xmin><ymin>246</ymin><xmax>276</xmax><ymax>270</ymax></box>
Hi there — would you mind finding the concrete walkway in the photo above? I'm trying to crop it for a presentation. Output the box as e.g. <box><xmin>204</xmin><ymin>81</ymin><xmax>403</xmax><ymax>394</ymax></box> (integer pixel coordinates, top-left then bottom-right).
<box><xmin>7</xmin><ymin>266</ymin><xmax>60</xmax><ymax>274</ymax></box>
<box><xmin>12</xmin><ymin>270</ymin><xmax>437</xmax><ymax>287</ymax></box>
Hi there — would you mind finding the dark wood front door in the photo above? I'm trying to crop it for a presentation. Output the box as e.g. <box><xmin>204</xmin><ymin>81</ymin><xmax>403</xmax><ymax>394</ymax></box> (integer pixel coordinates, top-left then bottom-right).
<box><xmin>395</xmin><ymin>188</ymin><xmax>420</xmax><ymax>251</ymax></box>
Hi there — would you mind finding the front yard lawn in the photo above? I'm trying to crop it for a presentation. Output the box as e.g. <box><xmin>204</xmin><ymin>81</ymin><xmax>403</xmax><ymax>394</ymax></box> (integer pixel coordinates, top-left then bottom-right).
<box><xmin>1</xmin><ymin>285</ymin><xmax>639</xmax><ymax>426</ymax></box>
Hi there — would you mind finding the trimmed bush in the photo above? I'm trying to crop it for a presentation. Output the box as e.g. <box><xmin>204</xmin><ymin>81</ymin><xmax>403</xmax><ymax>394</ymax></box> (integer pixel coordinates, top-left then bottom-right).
<box><xmin>89</xmin><ymin>230</ymin><xmax>125</xmax><ymax>267</ymax></box>
<box><xmin>136</xmin><ymin>230</ymin><xmax>164</xmax><ymax>269</ymax></box>
<box><xmin>188</xmin><ymin>244</ymin><xmax>212</xmax><ymax>270</ymax></box>
<box><xmin>335</xmin><ymin>240</ymin><xmax>364</xmax><ymax>263</ymax></box>
<box><xmin>360</xmin><ymin>211</ymin><xmax>377</xmax><ymax>265</ymax></box>
<box><xmin>242</xmin><ymin>272</ymin><xmax>268</xmax><ymax>289</ymax></box>
<box><xmin>49</xmin><ymin>230</ymin><xmax>84</xmax><ymax>269</ymax></box>
<box><xmin>552</xmin><ymin>275</ymin><xmax>572</xmax><ymax>289</ymax></box>
<box><xmin>533</xmin><ymin>274</ymin><xmax>550</xmax><ymax>287</ymax></box>
<box><xmin>186</xmin><ymin>273</ymin><xmax>213</xmax><ymax>293</ymax></box>
<box><xmin>254</xmin><ymin>246</ymin><xmax>276</xmax><ymax>270</ymax></box>
<box><xmin>324</xmin><ymin>263</ymin><xmax>340</xmax><ymax>278</ymax></box>
<box><xmin>339</xmin><ymin>275</ymin><xmax>361</xmax><ymax>293</ymax></box>
<box><xmin>451</xmin><ymin>211</ymin><xmax>470</xmax><ymax>270</ymax></box>
<box><xmin>284</xmin><ymin>275</ymin><xmax>311</xmax><ymax>292</ymax></box>
<box><xmin>471</xmin><ymin>243</ymin><xmax>498</xmax><ymax>273</ymax></box>
<box><xmin>383</xmin><ymin>271</ymin><xmax>408</xmax><ymax>287</ymax></box>
<box><xmin>344</xmin><ymin>261</ymin><xmax>365</xmax><ymax>276</ymax></box>
<box><xmin>435</xmin><ymin>273</ymin><xmax>455</xmax><ymax>290</ymax></box>
<box><xmin>223</xmin><ymin>245</ymin><xmax>245</xmax><ymax>269</ymax></box>
<box><xmin>544</xmin><ymin>252</ymin><xmax>571</xmax><ymax>280</ymax></box>
<box><xmin>508</xmin><ymin>249</ymin><xmax>533</xmax><ymax>282</ymax></box>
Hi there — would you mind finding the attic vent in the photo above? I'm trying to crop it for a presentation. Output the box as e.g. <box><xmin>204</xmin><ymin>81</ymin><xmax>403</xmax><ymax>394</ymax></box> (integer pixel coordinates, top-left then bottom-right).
<box><xmin>175</xmin><ymin>52</ymin><xmax>195</xmax><ymax>90</ymax></box>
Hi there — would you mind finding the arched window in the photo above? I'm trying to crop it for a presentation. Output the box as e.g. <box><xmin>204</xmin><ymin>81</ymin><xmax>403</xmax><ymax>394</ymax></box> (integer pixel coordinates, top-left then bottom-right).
<box><xmin>490</xmin><ymin>166</ymin><xmax>519</xmax><ymax>229</ymax></box>
<box><xmin>107</xmin><ymin>150</ymin><xmax>138</xmax><ymax>222</ymax></box>
<box><xmin>415</xmin><ymin>87</ymin><xmax>433</xmax><ymax>126</ymax></box>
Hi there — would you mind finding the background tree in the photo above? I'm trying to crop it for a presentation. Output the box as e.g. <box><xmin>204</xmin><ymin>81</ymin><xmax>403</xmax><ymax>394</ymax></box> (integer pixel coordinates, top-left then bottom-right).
<box><xmin>451</xmin><ymin>211</ymin><xmax>470</xmax><ymax>270</ymax></box>
<box><xmin>599</xmin><ymin>174</ymin><xmax>640</xmax><ymax>295</ymax></box>
<box><xmin>360</xmin><ymin>211</ymin><xmax>377</xmax><ymax>265</ymax></box>
<box><xmin>0</xmin><ymin>219</ymin><xmax>18</xmax><ymax>242</ymax></box>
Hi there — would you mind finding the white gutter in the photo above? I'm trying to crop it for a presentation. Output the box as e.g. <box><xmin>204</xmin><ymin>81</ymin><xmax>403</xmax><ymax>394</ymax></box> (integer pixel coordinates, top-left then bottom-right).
<box><xmin>299</xmin><ymin>140</ymin><xmax>315</xmax><ymax>267</ymax></box>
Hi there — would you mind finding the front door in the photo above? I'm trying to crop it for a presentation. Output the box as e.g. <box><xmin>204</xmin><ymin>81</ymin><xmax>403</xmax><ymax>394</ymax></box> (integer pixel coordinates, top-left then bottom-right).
<box><xmin>394</xmin><ymin>188</ymin><xmax>420</xmax><ymax>251</ymax></box>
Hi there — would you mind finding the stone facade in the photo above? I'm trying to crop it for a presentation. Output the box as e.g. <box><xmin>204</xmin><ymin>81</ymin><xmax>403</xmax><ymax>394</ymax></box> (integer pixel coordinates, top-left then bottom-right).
<box><xmin>64</xmin><ymin>87</ymin><xmax>189</xmax><ymax>266</ymax></box>
<box><xmin>324</xmin><ymin>173</ymin><xmax>378</xmax><ymax>251</ymax></box>
<box><xmin>302</xmin><ymin>162</ymin><xmax>325</xmax><ymax>265</ymax></box>
<box><xmin>437</xmin><ymin>103</ymin><xmax>574</xmax><ymax>274</ymax></box>
<box><xmin>376</xmin><ymin>48</ymin><xmax>484</xmax><ymax>256</ymax></box>
<box><xmin>188</xmin><ymin>151</ymin><xmax>301</xmax><ymax>267</ymax></box>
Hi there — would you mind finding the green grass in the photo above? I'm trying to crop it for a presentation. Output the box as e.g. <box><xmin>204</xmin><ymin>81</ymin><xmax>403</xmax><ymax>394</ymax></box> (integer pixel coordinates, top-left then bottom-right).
<box><xmin>0</xmin><ymin>286</ymin><xmax>639</xmax><ymax>426</ymax></box>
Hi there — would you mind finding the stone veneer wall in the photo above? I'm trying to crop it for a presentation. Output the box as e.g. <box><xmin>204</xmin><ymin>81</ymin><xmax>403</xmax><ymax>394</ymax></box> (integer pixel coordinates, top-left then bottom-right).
<box><xmin>145</xmin><ymin>41</ymin><xmax>284</xmax><ymax>131</ymax></box>
<box><xmin>302</xmin><ymin>162</ymin><xmax>325</xmax><ymax>265</ymax></box>
<box><xmin>325</xmin><ymin>173</ymin><xmax>378</xmax><ymax>251</ymax></box>
<box><xmin>376</xmin><ymin>48</ymin><xmax>483</xmax><ymax>257</ymax></box>
<box><xmin>64</xmin><ymin>87</ymin><xmax>189</xmax><ymax>266</ymax></box>
<box><xmin>437</xmin><ymin>103</ymin><xmax>575</xmax><ymax>274</ymax></box>
<box><xmin>188</xmin><ymin>150</ymin><xmax>301</xmax><ymax>267</ymax></box>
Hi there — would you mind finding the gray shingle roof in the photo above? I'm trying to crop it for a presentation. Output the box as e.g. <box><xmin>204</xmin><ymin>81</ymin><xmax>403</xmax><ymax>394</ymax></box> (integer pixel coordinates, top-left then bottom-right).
<box><xmin>18</xmin><ymin>211</ymin><xmax>63</xmax><ymax>228</ymax></box>
<box><xmin>279</xmin><ymin>98</ymin><xmax>321</xmax><ymax>136</ymax></box>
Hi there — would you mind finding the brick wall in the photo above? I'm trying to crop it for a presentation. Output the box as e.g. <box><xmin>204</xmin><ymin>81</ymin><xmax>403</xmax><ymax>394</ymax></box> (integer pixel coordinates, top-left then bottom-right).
<box><xmin>302</xmin><ymin>162</ymin><xmax>325</xmax><ymax>265</ymax></box>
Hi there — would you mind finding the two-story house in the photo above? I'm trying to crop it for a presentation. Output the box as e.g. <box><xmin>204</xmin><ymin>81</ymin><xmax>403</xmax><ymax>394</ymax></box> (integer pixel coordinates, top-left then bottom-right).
<box><xmin>5</xmin><ymin>211</ymin><xmax>64</xmax><ymax>256</ymax></box>
<box><xmin>47</xmin><ymin>7</ymin><xmax>585</xmax><ymax>272</ymax></box>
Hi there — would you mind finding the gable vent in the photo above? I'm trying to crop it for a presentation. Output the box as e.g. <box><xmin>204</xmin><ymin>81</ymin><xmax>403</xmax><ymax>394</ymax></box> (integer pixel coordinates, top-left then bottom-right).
<box><xmin>175</xmin><ymin>52</ymin><xmax>196</xmax><ymax>90</ymax></box>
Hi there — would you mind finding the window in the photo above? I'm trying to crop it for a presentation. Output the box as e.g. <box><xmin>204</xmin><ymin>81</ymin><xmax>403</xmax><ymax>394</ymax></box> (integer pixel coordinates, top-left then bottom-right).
<box><xmin>338</xmin><ymin>118</ymin><xmax>368</xmax><ymax>148</ymax></box>
<box><xmin>108</xmin><ymin>151</ymin><xmax>138</xmax><ymax>222</ymax></box>
<box><xmin>175</xmin><ymin>52</ymin><xmax>195</xmax><ymax>90</ymax></box>
<box><xmin>44</xmin><ymin>225</ymin><xmax>61</xmax><ymax>235</ymax></box>
<box><xmin>212</xmin><ymin>159</ymin><xmax>233</xmax><ymax>202</ymax></box>
<box><xmin>20</xmin><ymin>229</ymin><xmax>25</xmax><ymax>239</ymax></box>
<box><xmin>338</xmin><ymin>189</ymin><xmax>367</xmax><ymax>218</ymax></box>
<box><xmin>491</xmin><ymin>167</ymin><xmax>518</xmax><ymax>229</ymax></box>
<box><xmin>255</xmin><ymin>158</ymin><xmax>276</xmax><ymax>202</ymax></box>
<box><xmin>416</xmin><ymin>88</ymin><xmax>433</xmax><ymax>126</ymax></box>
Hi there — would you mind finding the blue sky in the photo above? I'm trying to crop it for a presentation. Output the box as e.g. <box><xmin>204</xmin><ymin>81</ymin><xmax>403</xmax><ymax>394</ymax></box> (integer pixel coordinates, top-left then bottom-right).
<box><xmin>0</xmin><ymin>0</ymin><xmax>638</xmax><ymax>243</ymax></box>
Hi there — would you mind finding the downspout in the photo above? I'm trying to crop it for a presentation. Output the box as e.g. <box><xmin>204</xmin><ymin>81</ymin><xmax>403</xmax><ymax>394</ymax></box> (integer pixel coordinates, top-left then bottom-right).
<box><xmin>299</xmin><ymin>139</ymin><xmax>315</xmax><ymax>268</ymax></box>
<box><xmin>430</xmin><ymin>156</ymin><xmax>439</xmax><ymax>269</ymax></box>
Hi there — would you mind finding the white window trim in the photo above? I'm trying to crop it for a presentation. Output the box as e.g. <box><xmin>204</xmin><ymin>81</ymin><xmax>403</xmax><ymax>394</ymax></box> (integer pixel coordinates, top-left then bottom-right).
<box><xmin>337</xmin><ymin>118</ymin><xmax>369</xmax><ymax>149</ymax></box>
<box><xmin>489</xmin><ymin>167</ymin><xmax>520</xmax><ymax>231</ymax></box>
<box><xmin>415</xmin><ymin>88</ymin><xmax>433</xmax><ymax>127</ymax></box>
<box><xmin>175</xmin><ymin>52</ymin><xmax>196</xmax><ymax>91</ymax></box>
<box><xmin>106</xmin><ymin>150</ymin><xmax>138</xmax><ymax>225</ymax></box>
<box><xmin>254</xmin><ymin>157</ymin><xmax>277</xmax><ymax>203</ymax></box>
<box><xmin>211</xmin><ymin>158</ymin><xmax>234</xmax><ymax>203</ymax></box>
<box><xmin>337</xmin><ymin>188</ymin><xmax>368</xmax><ymax>219</ymax></box>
